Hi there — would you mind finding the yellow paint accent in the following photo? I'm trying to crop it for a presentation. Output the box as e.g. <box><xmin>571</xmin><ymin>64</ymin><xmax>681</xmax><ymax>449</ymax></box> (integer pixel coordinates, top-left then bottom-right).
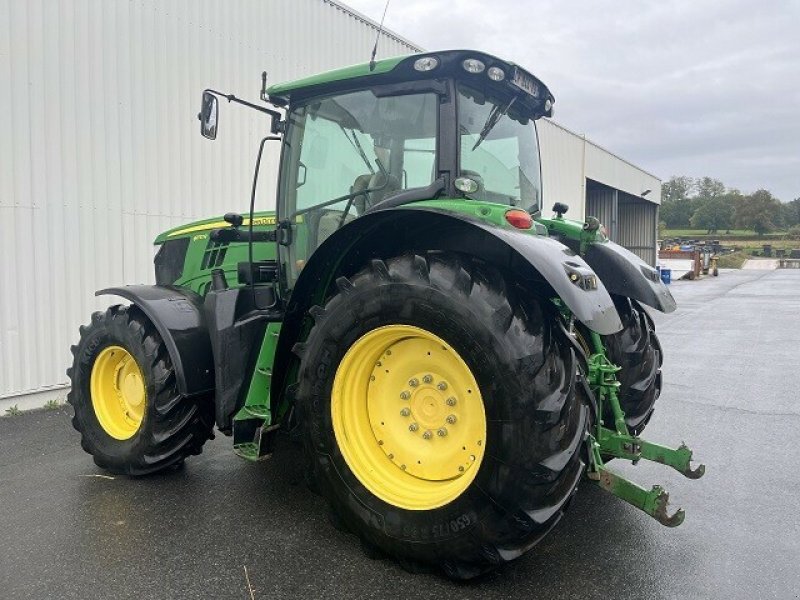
<box><xmin>332</xmin><ymin>325</ymin><xmax>486</xmax><ymax>511</ymax></box>
<box><xmin>90</xmin><ymin>345</ymin><xmax>147</xmax><ymax>440</ymax></box>
<box><xmin>167</xmin><ymin>214</ymin><xmax>304</xmax><ymax>237</ymax></box>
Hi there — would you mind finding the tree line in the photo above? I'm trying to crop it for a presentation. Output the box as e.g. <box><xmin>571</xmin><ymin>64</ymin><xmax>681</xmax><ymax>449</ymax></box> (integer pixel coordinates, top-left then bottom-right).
<box><xmin>661</xmin><ymin>176</ymin><xmax>800</xmax><ymax>235</ymax></box>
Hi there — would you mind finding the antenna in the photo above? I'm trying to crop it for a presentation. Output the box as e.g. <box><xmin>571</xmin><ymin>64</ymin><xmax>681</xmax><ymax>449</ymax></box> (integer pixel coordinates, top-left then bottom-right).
<box><xmin>368</xmin><ymin>0</ymin><xmax>391</xmax><ymax>72</ymax></box>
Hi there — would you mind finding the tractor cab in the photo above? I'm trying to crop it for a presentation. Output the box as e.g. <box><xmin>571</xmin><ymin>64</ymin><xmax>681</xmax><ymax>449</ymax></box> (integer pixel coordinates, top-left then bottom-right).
<box><xmin>199</xmin><ymin>50</ymin><xmax>555</xmax><ymax>291</ymax></box>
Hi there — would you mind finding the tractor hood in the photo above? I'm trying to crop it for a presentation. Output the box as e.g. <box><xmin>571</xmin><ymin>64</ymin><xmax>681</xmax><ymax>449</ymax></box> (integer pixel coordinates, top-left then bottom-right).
<box><xmin>154</xmin><ymin>211</ymin><xmax>278</xmax><ymax>244</ymax></box>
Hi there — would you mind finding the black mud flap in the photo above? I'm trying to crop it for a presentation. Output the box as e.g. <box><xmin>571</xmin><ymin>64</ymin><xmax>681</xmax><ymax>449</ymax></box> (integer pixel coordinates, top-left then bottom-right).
<box><xmin>583</xmin><ymin>241</ymin><xmax>676</xmax><ymax>313</ymax></box>
<box><xmin>96</xmin><ymin>285</ymin><xmax>214</xmax><ymax>396</ymax></box>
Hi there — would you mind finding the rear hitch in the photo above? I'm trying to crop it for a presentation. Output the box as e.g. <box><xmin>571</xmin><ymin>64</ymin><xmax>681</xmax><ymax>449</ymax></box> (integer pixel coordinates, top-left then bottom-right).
<box><xmin>592</xmin><ymin>464</ymin><xmax>685</xmax><ymax>527</ymax></box>
<box><xmin>582</xmin><ymin>330</ymin><xmax>704</xmax><ymax>526</ymax></box>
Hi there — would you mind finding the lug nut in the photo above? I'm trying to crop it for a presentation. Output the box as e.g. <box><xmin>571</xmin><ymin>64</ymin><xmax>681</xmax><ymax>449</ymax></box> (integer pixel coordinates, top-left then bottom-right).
<box><xmin>437</xmin><ymin>381</ymin><xmax>447</xmax><ymax>391</ymax></box>
<box><xmin>422</xmin><ymin>374</ymin><xmax>433</xmax><ymax>384</ymax></box>
<box><xmin>437</xmin><ymin>427</ymin><xmax>448</xmax><ymax>437</ymax></box>
<box><xmin>409</xmin><ymin>378</ymin><xmax>419</xmax><ymax>387</ymax></box>
<box><xmin>446</xmin><ymin>396</ymin><xmax>457</xmax><ymax>406</ymax></box>
<box><xmin>422</xmin><ymin>430</ymin><xmax>432</xmax><ymax>440</ymax></box>
<box><xmin>400</xmin><ymin>391</ymin><xmax>411</xmax><ymax>400</ymax></box>
<box><xmin>400</xmin><ymin>408</ymin><xmax>411</xmax><ymax>417</ymax></box>
<box><xmin>446</xmin><ymin>414</ymin><xmax>457</xmax><ymax>424</ymax></box>
<box><xmin>409</xmin><ymin>423</ymin><xmax>419</xmax><ymax>432</ymax></box>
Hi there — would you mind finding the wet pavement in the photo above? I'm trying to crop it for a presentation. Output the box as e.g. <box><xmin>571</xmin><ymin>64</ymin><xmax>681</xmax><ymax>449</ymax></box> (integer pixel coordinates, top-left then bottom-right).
<box><xmin>1</xmin><ymin>269</ymin><xmax>799</xmax><ymax>599</ymax></box>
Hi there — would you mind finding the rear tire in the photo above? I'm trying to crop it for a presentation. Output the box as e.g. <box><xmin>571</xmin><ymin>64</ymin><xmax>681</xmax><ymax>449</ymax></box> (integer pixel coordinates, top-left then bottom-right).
<box><xmin>67</xmin><ymin>305</ymin><xmax>214</xmax><ymax>475</ymax></box>
<box><xmin>600</xmin><ymin>296</ymin><xmax>662</xmax><ymax>434</ymax></box>
<box><xmin>294</xmin><ymin>253</ymin><xmax>587</xmax><ymax>578</ymax></box>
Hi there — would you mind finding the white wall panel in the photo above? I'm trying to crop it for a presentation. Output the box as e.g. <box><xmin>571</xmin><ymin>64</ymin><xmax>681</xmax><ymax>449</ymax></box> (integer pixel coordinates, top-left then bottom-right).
<box><xmin>585</xmin><ymin>140</ymin><xmax>662</xmax><ymax>205</ymax></box>
<box><xmin>0</xmin><ymin>0</ymin><xmax>419</xmax><ymax>399</ymax></box>
<box><xmin>538</xmin><ymin>118</ymin><xmax>587</xmax><ymax>217</ymax></box>
<box><xmin>538</xmin><ymin>118</ymin><xmax>662</xmax><ymax>219</ymax></box>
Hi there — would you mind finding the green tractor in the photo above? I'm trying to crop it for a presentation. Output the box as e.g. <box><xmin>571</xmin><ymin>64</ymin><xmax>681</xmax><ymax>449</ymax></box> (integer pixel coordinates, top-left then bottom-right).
<box><xmin>68</xmin><ymin>50</ymin><xmax>703</xmax><ymax>578</ymax></box>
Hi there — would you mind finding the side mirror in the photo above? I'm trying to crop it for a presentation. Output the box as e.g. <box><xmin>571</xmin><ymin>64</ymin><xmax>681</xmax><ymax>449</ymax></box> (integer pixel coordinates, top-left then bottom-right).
<box><xmin>199</xmin><ymin>91</ymin><xmax>218</xmax><ymax>140</ymax></box>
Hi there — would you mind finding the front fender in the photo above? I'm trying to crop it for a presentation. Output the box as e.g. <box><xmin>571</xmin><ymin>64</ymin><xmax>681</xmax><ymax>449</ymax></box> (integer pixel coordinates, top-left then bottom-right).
<box><xmin>584</xmin><ymin>241</ymin><xmax>677</xmax><ymax>313</ymax></box>
<box><xmin>271</xmin><ymin>207</ymin><xmax>623</xmax><ymax>407</ymax></box>
<box><xmin>96</xmin><ymin>285</ymin><xmax>214</xmax><ymax>396</ymax></box>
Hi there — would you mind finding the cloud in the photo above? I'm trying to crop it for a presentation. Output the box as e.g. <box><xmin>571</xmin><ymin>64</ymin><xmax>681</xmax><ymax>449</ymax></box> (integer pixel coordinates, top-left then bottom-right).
<box><xmin>344</xmin><ymin>0</ymin><xmax>800</xmax><ymax>200</ymax></box>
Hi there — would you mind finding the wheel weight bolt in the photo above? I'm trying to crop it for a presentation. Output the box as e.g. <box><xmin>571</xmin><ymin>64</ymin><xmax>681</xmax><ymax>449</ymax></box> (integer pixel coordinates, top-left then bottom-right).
<box><xmin>446</xmin><ymin>414</ymin><xmax>457</xmax><ymax>424</ymax></box>
<box><xmin>422</xmin><ymin>374</ymin><xmax>433</xmax><ymax>384</ymax></box>
<box><xmin>437</xmin><ymin>427</ymin><xmax>448</xmax><ymax>437</ymax></box>
<box><xmin>422</xmin><ymin>430</ymin><xmax>432</xmax><ymax>440</ymax></box>
<box><xmin>400</xmin><ymin>391</ymin><xmax>411</xmax><ymax>400</ymax></box>
<box><xmin>437</xmin><ymin>382</ymin><xmax>447</xmax><ymax>391</ymax></box>
<box><xmin>400</xmin><ymin>408</ymin><xmax>411</xmax><ymax>417</ymax></box>
<box><xmin>409</xmin><ymin>423</ymin><xmax>419</xmax><ymax>432</ymax></box>
<box><xmin>409</xmin><ymin>378</ymin><xmax>419</xmax><ymax>387</ymax></box>
<box><xmin>446</xmin><ymin>397</ymin><xmax>457</xmax><ymax>406</ymax></box>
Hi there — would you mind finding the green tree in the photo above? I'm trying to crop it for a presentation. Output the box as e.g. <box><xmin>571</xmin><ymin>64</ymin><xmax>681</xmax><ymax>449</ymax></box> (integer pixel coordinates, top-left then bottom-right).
<box><xmin>661</xmin><ymin>197</ymin><xmax>696</xmax><ymax>228</ymax></box>
<box><xmin>661</xmin><ymin>176</ymin><xmax>694</xmax><ymax>204</ymax></box>
<box><xmin>694</xmin><ymin>177</ymin><xmax>726</xmax><ymax>199</ymax></box>
<box><xmin>690</xmin><ymin>196</ymin><xmax>735</xmax><ymax>233</ymax></box>
<box><xmin>734</xmin><ymin>189</ymin><xmax>782</xmax><ymax>235</ymax></box>
<box><xmin>780</xmin><ymin>198</ymin><xmax>800</xmax><ymax>228</ymax></box>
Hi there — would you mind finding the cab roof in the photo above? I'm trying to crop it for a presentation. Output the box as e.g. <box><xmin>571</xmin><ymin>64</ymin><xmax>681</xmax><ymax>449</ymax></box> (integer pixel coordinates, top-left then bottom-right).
<box><xmin>266</xmin><ymin>50</ymin><xmax>555</xmax><ymax>118</ymax></box>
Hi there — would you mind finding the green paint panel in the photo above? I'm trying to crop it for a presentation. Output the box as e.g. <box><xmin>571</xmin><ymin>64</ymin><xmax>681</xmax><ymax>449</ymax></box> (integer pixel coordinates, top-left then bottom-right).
<box><xmin>238</xmin><ymin>321</ymin><xmax>282</xmax><ymax>421</ymax></box>
<box><xmin>267</xmin><ymin>55</ymin><xmax>409</xmax><ymax>98</ymax></box>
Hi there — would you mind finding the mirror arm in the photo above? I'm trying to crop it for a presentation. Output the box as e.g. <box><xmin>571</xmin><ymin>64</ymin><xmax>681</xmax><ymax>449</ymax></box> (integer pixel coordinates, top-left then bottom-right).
<box><xmin>205</xmin><ymin>89</ymin><xmax>284</xmax><ymax>134</ymax></box>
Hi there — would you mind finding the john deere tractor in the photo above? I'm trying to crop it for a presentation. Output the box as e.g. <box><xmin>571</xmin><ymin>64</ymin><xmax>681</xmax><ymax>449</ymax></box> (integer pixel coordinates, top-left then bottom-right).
<box><xmin>68</xmin><ymin>50</ymin><xmax>703</xmax><ymax>578</ymax></box>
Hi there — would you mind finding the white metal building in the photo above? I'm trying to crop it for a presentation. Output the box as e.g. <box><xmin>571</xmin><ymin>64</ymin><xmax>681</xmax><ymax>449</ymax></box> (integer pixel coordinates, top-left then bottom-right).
<box><xmin>0</xmin><ymin>0</ymin><xmax>660</xmax><ymax>407</ymax></box>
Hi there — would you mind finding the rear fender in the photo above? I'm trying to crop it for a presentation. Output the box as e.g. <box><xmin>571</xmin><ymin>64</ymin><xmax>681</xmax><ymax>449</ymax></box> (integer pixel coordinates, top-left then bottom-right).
<box><xmin>96</xmin><ymin>285</ymin><xmax>214</xmax><ymax>396</ymax></box>
<box><xmin>271</xmin><ymin>207</ymin><xmax>623</xmax><ymax>406</ymax></box>
<box><xmin>584</xmin><ymin>241</ymin><xmax>677</xmax><ymax>313</ymax></box>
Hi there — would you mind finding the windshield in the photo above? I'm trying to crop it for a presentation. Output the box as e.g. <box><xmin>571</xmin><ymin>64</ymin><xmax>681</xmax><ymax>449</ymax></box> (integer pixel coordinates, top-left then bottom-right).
<box><xmin>458</xmin><ymin>83</ymin><xmax>541</xmax><ymax>211</ymax></box>
<box><xmin>282</xmin><ymin>89</ymin><xmax>438</xmax><ymax>218</ymax></box>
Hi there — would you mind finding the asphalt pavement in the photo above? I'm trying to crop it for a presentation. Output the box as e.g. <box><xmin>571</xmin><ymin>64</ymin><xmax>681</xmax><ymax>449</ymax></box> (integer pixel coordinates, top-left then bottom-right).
<box><xmin>1</xmin><ymin>268</ymin><xmax>799</xmax><ymax>599</ymax></box>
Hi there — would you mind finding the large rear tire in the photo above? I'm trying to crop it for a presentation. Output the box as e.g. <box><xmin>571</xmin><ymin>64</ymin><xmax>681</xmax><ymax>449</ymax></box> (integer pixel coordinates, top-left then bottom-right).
<box><xmin>600</xmin><ymin>296</ymin><xmax>663</xmax><ymax>434</ymax></box>
<box><xmin>67</xmin><ymin>305</ymin><xmax>214</xmax><ymax>475</ymax></box>
<box><xmin>294</xmin><ymin>253</ymin><xmax>587</xmax><ymax>579</ymax></box>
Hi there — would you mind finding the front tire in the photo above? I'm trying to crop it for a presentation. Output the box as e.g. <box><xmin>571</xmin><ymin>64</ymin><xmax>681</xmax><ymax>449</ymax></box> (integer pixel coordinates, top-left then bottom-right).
<box><xmin>67</xmin><ymin>305</ymin><xmax>214</xmax><ymax>475</ymax></box>
<box><xmin>295</xmin><ymin>253</ymin><xmax>587</xmax><ymax>578</ymax></box>
<box><xmin>600</xmin><ymin>296</ymin><xmax>663</xmax><ymax>434</ymax></box>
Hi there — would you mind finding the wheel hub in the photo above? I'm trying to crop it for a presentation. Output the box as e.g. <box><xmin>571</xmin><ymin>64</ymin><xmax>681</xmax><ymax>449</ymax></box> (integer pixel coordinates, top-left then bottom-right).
<box><xmin>332</xmin><ymin>325</ymin><xmax>486</xmax><ymax>510</ymax></box>
<box><xmin>90</xmin><ymin>345</ymin><xmax>146</xmax><ymax>440</ymax></box>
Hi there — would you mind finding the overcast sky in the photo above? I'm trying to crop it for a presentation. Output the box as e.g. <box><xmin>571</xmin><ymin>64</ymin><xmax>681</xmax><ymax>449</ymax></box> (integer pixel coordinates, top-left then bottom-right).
<box><xmin>343</xmin><ymin>0</ymin><xmax>800</xmax><ymax>201</ymax></box>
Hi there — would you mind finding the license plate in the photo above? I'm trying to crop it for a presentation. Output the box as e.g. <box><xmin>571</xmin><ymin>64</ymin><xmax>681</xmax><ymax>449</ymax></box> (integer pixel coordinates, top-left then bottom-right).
<box><xmin>511</xmin><ymin>68</ymin><xmax>539</xmax><ymax>98</ymax></box>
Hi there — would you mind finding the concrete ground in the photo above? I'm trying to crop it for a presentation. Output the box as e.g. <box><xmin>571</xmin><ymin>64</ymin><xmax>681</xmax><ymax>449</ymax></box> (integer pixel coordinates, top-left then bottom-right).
<box><xmin>1</xmin><ymin>269</ymin><xmax>798</xmax><ymax>599</ymax></box>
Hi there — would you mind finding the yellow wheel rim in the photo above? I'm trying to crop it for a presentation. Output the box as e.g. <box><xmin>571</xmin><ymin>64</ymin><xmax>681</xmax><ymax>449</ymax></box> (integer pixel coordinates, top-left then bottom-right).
<box><xmin>332</xmin><ymin>325</ymin><xmax>487</xmax><ymax>510</ymax></box>
<box><xmin>90</xmin><ymin>345</ymin><xmax>147</xmax><ymax>440</ymax></box>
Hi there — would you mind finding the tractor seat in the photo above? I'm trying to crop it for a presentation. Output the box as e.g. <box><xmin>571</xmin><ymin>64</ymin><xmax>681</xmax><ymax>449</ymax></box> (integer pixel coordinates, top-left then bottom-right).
<box><xmin>352</xmin><ymin>171</ymin><xmax>401</xmax><ymax>214</ymax></box>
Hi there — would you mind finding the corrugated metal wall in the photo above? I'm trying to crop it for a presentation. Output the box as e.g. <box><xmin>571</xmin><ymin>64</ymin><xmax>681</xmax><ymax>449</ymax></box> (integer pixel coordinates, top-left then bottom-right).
<box><xmin>618</xmin><ymin>195</ymin><xmax>658</xmax><ymax>266</ymax></box>
<box><xmin>0</xmin><ymin>0</ymin><xmax>419</xmax><ymax>400</ymax></box>
<box><xmin>586</xmin><ymin>180</ymin><xmax>617</xmax><ymax>238</ymax></box>
<box><xmin>586</xmin><ymin>180</ymin><xmax>658</xmax><ymax>266</ymax></box>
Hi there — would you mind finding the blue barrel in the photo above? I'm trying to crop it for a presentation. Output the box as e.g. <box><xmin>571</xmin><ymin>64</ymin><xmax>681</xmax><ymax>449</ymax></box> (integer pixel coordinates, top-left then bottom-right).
<box><xmin>660</xmin><ymin>268</ymin><xmax>671</xmax><ymax>284</ymax></box>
